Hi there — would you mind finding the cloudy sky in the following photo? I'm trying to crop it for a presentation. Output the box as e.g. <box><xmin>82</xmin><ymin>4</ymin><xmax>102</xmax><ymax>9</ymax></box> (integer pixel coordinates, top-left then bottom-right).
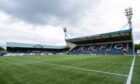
<box><xmin>0</xmin><ymin>0</ymin><xmax>140</xmax><ymax>47</ymax></box>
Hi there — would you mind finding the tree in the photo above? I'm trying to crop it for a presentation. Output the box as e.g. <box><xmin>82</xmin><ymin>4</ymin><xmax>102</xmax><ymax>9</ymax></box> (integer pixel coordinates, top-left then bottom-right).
<box><xmin>135</xmin><ymin>43</ymin><xmax>140</xmax><ymax>50</ymax></box>
<box><xmin>0</xmin><ymin>46</ymin><xmax>5</xmax><ymax>51</ymax></box>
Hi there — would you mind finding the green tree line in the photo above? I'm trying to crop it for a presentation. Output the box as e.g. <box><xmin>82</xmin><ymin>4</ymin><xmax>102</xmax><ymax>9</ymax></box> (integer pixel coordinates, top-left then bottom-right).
<box><xmin>135</xmin><ymin>43</ymin><xmax>140</xmax><ymax>50</ymax></box>
<box><xmin>0</xmin><ymin>46</ymin><xmax>5</xmax><ymax>51</ymax></box>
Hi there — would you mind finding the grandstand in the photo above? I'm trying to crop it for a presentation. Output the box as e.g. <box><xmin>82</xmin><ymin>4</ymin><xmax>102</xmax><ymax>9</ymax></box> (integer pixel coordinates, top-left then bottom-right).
<box><xmin>6</xmin><ymin>42</ymin><xmax>68</xmax><ymax>54</ymax></box>
<box><xmin>65</xmin><ymin>29</ymin><xmax>134</xmax><ymax>55</ymax></box>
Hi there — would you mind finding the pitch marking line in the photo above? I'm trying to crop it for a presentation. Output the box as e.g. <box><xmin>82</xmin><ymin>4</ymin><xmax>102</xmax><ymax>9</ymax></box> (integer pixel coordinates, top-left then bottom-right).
<box><xmin>126</xmin><ymin>56</ymin><xmax>136</xmax><ymax>84</ymax></box>
<box><xmin>44</xmin><ymin>62</ymin><xmax>128</xmax><ymax>77</ymax></box>
<box><xmin>15</xmin><ymin>58</ymin><xmax>128</xmax><ymax>77</ymax></box>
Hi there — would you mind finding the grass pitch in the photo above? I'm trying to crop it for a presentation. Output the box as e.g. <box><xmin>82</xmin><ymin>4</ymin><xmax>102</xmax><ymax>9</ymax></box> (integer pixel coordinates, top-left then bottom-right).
<box><xmin>0</xmin><ymin>55</ymin><xmax>139</xmax><ymax>84</ymax></box>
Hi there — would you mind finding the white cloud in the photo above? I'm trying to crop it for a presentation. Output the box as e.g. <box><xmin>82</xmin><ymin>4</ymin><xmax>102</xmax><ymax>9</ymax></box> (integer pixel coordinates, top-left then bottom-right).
<box><xmin>0</xmin><ymin>11</ymin><xmax>66</xmax><ymax>47</ymax></box>
<box><xmin>0</xmin><ymin>0</ymin><xmax>140</xmax><ymax>48</ymax></box>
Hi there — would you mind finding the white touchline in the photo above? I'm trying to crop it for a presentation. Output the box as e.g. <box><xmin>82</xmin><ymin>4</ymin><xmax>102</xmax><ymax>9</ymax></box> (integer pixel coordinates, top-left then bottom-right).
<box><xmin>126</xmin><ymin>56</ymin><xmax>136</xmax><ymax>84</ymax></box>
<box><xmin>14</xmin><ymin>58</ymin><xmax>128</xmax><ymax>77</ymax></box>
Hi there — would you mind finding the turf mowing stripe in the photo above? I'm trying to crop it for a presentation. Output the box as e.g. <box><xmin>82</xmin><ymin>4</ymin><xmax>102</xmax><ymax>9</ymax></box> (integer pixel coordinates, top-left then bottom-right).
<box><xmin>126</xmin><ymin>56</ymin><xmax>136</xmax><ymax>84</ymax></box>
<box><xmin>14</xmin><ymin>58</ymin><xmax>128</xmax><ymax>77</ymax></box>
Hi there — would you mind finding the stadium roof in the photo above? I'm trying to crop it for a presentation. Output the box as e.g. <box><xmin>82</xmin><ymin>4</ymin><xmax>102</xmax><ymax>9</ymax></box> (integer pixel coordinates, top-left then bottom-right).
<box><xmin>66</xmin><ymin>29</ymin><xmax>132</xmax><ymax>44</ymax></box>
<box><xmin>7</xmin><ymin>42</ymin><xmax>67</xmax><ymax>49</ymax></box>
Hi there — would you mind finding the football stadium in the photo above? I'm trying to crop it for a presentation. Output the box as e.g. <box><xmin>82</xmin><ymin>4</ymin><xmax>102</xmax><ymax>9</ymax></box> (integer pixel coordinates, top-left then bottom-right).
<box><xmin>6</xmin><ymin>28</ymin><xmax>134</xmax><ymax>55</ymax></box>
<box><xmin>0</xmin><ymin>7</ymin><xmax>140</xmax><ymax>84</ymax></box>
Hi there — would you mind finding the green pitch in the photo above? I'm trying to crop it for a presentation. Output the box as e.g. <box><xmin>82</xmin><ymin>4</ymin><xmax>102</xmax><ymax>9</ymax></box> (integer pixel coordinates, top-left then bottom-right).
<box><xmin>0</xmin><ymin>55</ymin><xmax>139</xmax><ymax>84</ymax></box>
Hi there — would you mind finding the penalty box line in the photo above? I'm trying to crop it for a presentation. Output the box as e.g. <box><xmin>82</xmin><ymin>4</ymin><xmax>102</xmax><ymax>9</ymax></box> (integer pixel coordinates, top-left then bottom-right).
<box><xmin>16</xmin><ymin>58</ymin><xmax>128</xmax><ymax>77</ymax></box>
